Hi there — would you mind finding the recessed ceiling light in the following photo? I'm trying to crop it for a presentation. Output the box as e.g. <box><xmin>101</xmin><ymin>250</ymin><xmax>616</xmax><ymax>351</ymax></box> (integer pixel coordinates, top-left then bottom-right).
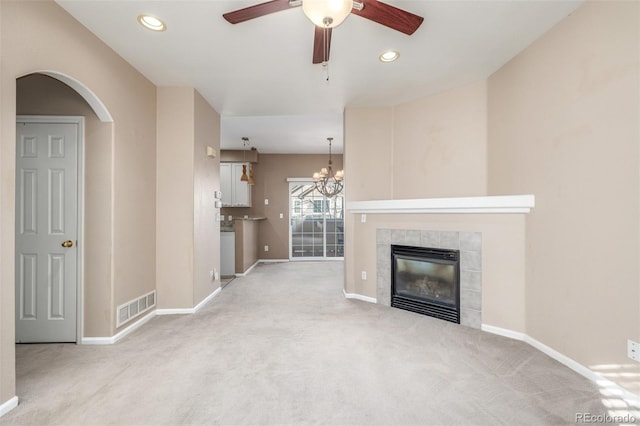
<box><xmin>137</xmin><ymin>14</ymin><xmax>166</xmax><ymax>32</ymax></box>
<box><xmin>379</xmin><ymin>50</ymin><xmax>400</xmax><ymax>63</ymax></box>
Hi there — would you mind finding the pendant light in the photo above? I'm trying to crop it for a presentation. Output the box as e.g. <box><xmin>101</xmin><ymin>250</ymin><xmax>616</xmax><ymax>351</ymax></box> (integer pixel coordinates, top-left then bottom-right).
<box><xmin>240</xmin><ymin>137</ymin><xmax>249</xmax><ymax>182</ymax></box>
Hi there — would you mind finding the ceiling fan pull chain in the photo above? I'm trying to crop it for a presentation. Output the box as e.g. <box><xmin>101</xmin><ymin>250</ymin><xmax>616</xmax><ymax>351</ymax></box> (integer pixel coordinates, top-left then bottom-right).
<box><xmin>323</xmin><ymin>25</ymin><xmax>330</xmax><ymax>82</ymax></box>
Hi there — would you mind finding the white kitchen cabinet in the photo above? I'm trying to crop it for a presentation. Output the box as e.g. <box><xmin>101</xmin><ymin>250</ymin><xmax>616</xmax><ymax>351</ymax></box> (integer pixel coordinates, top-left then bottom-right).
<box><xmin>220</xmin><ymin>163</ymin><xmax>233</xmax><ymax>207</ymax></box>
<box><xmin>220</xmin><ymin>162</ymin><xmax>252</xmax><ymax>207</ymax></box>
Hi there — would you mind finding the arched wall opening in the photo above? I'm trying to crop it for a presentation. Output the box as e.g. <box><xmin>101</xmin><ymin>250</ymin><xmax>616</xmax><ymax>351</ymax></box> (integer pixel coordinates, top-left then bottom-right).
<box><xmin>16</xmin><ymin>72</ymin><xmax>115</xmax><ymax>339</ymax></box>
<box><xmin>24</xmin><ymin>71</ymin><xmax>113</xmax><ymax>123</ymax></box>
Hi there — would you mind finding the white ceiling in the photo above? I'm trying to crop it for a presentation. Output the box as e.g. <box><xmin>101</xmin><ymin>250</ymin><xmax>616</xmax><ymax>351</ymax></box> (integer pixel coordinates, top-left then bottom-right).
<box><xmin>55</xmin><ymin>0</ymin><xmax>582</xmax><ymax>153</ymax></box>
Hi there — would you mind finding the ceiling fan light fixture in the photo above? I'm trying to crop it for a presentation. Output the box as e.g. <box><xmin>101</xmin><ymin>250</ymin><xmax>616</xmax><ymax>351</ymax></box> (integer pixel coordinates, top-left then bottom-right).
<box><xmin>303</xmin><ymin>0</ymin><xmax>354</xmax><ymax>28</ymax></box>
<box><xmin>379</xmin><ymin>50</ymin><xmax>400</xmax><ymax>63</ymax></box>
<box><xmin>137</xmin><ymin>14</ymin><xmax>166</xmax><ymax>32</ymax></box>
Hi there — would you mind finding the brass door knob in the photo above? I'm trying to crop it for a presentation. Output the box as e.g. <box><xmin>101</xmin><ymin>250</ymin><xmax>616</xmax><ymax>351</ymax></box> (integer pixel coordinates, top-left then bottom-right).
<box><xmin>61</xmin><ymin>240</ymin><xmax>74</xmax><ymax>248</ymax></box>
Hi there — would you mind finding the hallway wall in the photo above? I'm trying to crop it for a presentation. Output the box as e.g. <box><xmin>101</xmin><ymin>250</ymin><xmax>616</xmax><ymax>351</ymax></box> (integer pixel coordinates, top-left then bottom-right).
<box><xmin>1</xmin><ymin>0</ymin><xmax>157</xmax><ymax>405</ymax></box>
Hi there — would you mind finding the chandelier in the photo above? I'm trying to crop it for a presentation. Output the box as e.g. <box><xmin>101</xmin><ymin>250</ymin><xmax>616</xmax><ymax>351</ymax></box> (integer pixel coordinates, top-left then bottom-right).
<box><xmin>312</xmin><ymin>137</ymin><xmax>344</xmax><ymax>197</ymax></box>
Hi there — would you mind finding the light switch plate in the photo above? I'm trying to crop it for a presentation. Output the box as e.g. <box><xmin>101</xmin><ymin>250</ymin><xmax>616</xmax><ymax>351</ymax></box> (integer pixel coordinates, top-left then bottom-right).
<box><xmin>628</xmin><ymin>339</ymin><xmax>639</xmax><ymax>362</ymax></box>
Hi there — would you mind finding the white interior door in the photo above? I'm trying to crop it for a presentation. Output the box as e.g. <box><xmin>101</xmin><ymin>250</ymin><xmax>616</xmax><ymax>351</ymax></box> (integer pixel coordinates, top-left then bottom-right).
<box><xmin>15</xmin><ymin>118</ymin><xmax>79</xmax><ymax>343</ymax></box>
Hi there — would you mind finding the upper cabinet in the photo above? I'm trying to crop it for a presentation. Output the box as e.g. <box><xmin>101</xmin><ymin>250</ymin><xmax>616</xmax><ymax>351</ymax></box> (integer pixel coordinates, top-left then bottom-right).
<box><xmin>220</xmin><ymin>162</ymin><xmax>252</xmax><ymax>207</ymax></box>
<box><xmin>220</xmin><ymin>163</ymin><xmax>233</xmax><ymax>206</ymax></box>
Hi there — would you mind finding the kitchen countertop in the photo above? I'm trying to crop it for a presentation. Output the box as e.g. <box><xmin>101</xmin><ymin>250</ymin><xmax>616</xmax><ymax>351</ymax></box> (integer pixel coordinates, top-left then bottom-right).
<box><xmin>221</xmin><ymin>217</ymin><xmax>266</xmax><ymax>232</ymax></box>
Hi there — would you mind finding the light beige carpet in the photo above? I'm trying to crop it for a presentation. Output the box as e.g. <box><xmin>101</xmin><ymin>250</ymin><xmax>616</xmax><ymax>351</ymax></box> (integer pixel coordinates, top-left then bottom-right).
<box><xmin>0</xmin><ymin>261</ymin><xmax>623</xmax><ymax>425</ymax></box>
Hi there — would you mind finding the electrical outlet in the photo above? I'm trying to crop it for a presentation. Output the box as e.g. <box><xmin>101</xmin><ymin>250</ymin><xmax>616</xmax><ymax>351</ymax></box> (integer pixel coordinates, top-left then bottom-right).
<box><xmin>361</xmin><ymin>214</ymin><xmax>367</xmax><ymax>223</ymax></box>
<box><xmin>264</xmin><ymin>245</ymin><xmax>269</xmax><ymax>252</ymax></box>
<box><xmin>265</xmin><ymin>199</ymin><xmax>269</xmax><ymax>205</ymax></box>
<box><xmin>361</xmin><ymin>271</ymin><xmax>367</xmax><ymax>280</ymax></box>
<box><xmin>628</xmin><ymin>339</ymin><xmax>639</xmax><ymax>362</ymax></box>
<box><xmin>209</xmin><ymin>270</ymin><xmax>214</xmax><ymax>280</ymax></box>
<box><xmin>279</xmin><ymin>213</ymin><xmax>284</xmax><ymax>219</ymax></box>
<box><xmin>214</xmin><ymin>270</ymin><xmax>220</xmax><ymax>281</ymax></box>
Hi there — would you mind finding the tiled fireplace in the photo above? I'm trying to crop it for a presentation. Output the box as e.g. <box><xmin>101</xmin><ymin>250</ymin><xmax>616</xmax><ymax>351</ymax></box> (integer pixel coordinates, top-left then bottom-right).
<box><xmin>376</xmin><ymin>229</ymin><xmax>482</xmax><ymax>328</ymax></box>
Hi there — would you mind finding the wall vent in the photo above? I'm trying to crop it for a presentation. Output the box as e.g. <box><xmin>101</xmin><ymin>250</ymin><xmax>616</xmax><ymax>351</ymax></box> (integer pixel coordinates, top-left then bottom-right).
<box><xmin>116</xmin><ymin>290</ymin><xmax>156</xmax><ymax>328</ymax></box>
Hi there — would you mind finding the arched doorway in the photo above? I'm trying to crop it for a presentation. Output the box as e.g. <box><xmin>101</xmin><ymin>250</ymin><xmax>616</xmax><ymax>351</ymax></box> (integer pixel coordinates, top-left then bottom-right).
<box><xmin>15</xmin><ymin>72</ymin><xmax>113</xmax><ymax>342</ymax></box>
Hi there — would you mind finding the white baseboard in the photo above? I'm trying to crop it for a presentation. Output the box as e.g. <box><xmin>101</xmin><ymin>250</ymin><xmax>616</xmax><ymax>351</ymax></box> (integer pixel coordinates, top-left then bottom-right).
<box><xmin>482</xmin><ymin>324</ymin><xmax>640</xmax><ymax>402</ymax></box>
<box><xmin>84</xmin><ymin>288</ymin><xmax>222</xmax><ymax>343</ymax></box>
<box><xmin>342</xmin><ymin>289</ymin><xmax>377</xmax><ymax>304</ymax></box>
<box><xmin>193</xmin><ymin>287</ymin><xmax>221</xmax><ymax>313</ymax></box>
<box><xmin>232</xmin><ymin>259</ymin><xmax>289</xmax><ymax>278</ymax></box>
<box><xmin>156</xmin><ymin>287</ymin><xmax>221</xmax><ymax>315</ymax></box>
<box><xmin>481</xmin><ymin>324</ymin><xmax>526</xmax><ymax>341</ymax></box>
<box><xmin>0</xmin><ymin>396</ymin><xmax>18</xmax><ymax>417</ymax></box>
<box><xmin>234</xmin><ymin>260</ymin><xmax>260</xmax><ymax>277</ymax></box>
<box><xmin>82</xmin><ymin>310</ymin><xmax>156</xmax><ymax>345</ymax></box>
<box><xmin>155</xmin><ymin>308</ymin><xmax>193</xmax><ymax>315</ymax></box>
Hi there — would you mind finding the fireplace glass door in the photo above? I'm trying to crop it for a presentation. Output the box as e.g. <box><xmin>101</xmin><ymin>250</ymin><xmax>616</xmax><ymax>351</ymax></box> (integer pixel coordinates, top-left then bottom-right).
<box><xmin>391</xmin><ymin>245</ymin><xmax>460</xmax><ymax>323</ymax></box>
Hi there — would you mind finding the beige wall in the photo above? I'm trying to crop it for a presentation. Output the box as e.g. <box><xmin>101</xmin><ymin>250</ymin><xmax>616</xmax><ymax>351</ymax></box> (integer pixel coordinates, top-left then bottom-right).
<box><xmin>220</xmin><ymin>150</ymin><xmax>259</xmax><ymax>163</ymax></box>
<box><xmin>221</xmin><ymin>154</ymin><xmax>343</xmax><ymax>260</ymax></box>
<box><xmin>0</xmin><ymin>0</ymin><xmax>13</xmax><ymax>405</ymax></box>
<box><xmin>157</xmin><ymin>88</ymin><xmax>221</xmax><ymax>309</ymax></box>
<box><xmin>16</xmin><ymin>74</ymin><xmax>113</xmax><ymax>337</ymax></box>
<box><xmin>1</xmin><ymin>0</ymin><xmax>157</xmax><ymax>404</ymax></box>
<box><xmin>156</xmin><ymin>88</ymin><xmax>196</xmax><ymax>309</ymax></box>
<box><xmin>488</xmin><ymin>0</ymin><xmax>639</xmax><ymax>393</ymax></box>
<box><xmin>193</xmin><ymin>91</ymin><xmax>221</xmax><ymax>306</ymax></box>
<box><xmin>343</xmin><ymin>108</ymin><xmax>393</xmax><ymax>293</ymax></box>
<box><xmin>234</xmin><ymin>220</ymin><xmax>260</xmax><ymax>273</ymax></box>
<box><xmin>349</xmin><ymin>214</ymin><xmax>526</xmax><ymax>331</ymax></box>
<box><xmin>393</xmin><ymin>81</ymin><xmax>488</xmax><ymax>198</ymax></box>
<box><xmin>344</xmin><ymin>0</ymin><xmax>639</xmax><ymax>394</ymax></box>
<box><xmin>344</xmin><ymin>108</ymin><xmax>393</xmax><ymax>202</ymax></box>
<box><xmin>343</xmin><ymin>87</ymin><xmax>489</xmax><ymax>294</ymax></box>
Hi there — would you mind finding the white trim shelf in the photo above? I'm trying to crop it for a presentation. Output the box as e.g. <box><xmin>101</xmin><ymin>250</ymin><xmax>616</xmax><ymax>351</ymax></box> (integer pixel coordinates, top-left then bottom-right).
<box><xmin>346</xmin><ymin>194</ymin><xmax>535</xmax><ymax>214</ymax></box>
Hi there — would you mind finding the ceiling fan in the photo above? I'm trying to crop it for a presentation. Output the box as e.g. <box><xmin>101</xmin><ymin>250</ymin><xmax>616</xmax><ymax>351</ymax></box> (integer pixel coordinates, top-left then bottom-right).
<box><xmin>223</xmin><ymin>0</ymin><xmax>424</xmax><ymax>64</ymax></box>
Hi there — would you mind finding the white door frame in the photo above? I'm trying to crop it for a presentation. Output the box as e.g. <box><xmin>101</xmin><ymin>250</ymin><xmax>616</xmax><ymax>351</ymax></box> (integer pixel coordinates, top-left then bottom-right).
<box><xmin>287</xmin><ymin>178</ymin><xmax>344</xmax><ymax>261</ymax></box>
<box><xmin>16</xmin><ymin>115</ymin><xmax>84</xmax><ymax>343</ymax></box>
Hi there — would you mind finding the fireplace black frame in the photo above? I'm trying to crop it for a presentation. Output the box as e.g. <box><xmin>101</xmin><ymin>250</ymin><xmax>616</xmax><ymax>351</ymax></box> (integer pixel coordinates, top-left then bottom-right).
<box><xmin>391</xmin><ymin>245</ymin><xmax>460</xmax><ymax>324</ymax></box>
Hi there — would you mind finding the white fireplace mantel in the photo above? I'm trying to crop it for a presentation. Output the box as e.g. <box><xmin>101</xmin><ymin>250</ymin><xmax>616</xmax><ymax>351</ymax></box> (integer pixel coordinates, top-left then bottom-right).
<box><xmin>346</xmin><ymin>194</ymin><xmax>535</xmax><ymax>214</ymax></box>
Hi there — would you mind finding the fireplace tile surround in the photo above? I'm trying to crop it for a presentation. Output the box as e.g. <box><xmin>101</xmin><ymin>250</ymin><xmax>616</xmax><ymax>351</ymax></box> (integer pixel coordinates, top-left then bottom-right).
<box><xmin>377</xmin><ymin>229</ymin><xmax>482</xmax><ymax>328</ymax></box>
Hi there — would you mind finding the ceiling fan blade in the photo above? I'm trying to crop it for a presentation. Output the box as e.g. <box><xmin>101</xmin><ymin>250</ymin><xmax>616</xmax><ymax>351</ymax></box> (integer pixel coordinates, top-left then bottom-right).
<box><xmin>351</xmin><ymin>0</ymin><xmax>424</xmax><ymax>35</ymax></box>
<box><xmin>223</xmin><ymin>0</ymin><xmax>298</xmax><ymax>24</ymax></box>
<box><xmin>312</xmin><ymin>26</ymin><xmax>332</xmax><ymax>64</ymax></box>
